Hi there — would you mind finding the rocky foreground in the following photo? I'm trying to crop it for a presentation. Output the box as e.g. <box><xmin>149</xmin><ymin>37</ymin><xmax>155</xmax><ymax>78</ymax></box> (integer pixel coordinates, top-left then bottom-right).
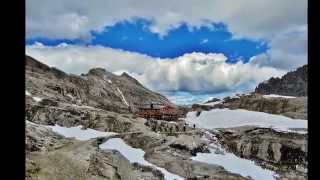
<box><xmin>26</xmin><ymin>55</ymin><xmax>307</xmax><ymax>180</ymax></box>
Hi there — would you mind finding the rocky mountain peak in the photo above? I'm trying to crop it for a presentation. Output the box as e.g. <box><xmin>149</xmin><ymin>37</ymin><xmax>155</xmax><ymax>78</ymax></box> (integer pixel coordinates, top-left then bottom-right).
<box><xmin>88</xmin><ymin>67</ymin><xmax>108</xmax><ymax>76</ymax></box>
<box><xmin>26</xmin><ymin>55</ymin><xmax>172</xmax><ymax>114</ymax></box>
<box><xmin>26</xmin><ymin>55</ymin><xmax>67</xmax><ymax>79</ymax></box>
<box><xmin>120</xmin><ymin>72</ymin><xmax>143</xmax><ymax>86</ymax></box>
<box><xmin>26</xmin><ymin>55</ymin><xmax>51</xmax><ymax>72</ymax></box>
<box><xmin>255</xmin><ymin>64</ymin><xmax>307</xmax><ymax>96</ymax></box>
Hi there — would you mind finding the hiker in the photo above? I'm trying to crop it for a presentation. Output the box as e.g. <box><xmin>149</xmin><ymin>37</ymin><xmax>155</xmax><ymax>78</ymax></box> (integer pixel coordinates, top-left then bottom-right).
<box><xmin>175</xmin><ymin>125</ymin><xmax>179</xmax><ymax>132</ymax></box>
<box><xmin>183</xmin><ymin>125</ymin><xmax>186</xmax><ymax>132</ymax></box>
<box><xmin>96</xmin><ymin>138</ymin><xmax>103</xmax><ymax>150</ymax></box>
<box><xmin>193</xmin><ymin>124</ymin><xmax>196</xmax><ymax>129</ymax></box>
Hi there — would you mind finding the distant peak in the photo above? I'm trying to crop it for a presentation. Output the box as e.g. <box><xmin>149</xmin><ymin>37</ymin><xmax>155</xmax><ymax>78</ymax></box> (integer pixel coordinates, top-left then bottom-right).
<box><xmin>87</xmin><ymin>68</ymin><xmax>112</xmax><ymax>77</ymax></box>
<box><xmin>89</xmin><ymin>68</ymin><xmax>106</xmax><ymax>74</ymax></box>
<box><xmin>121</xmin><ymin>72</ymin><xmax>131</xmax><ymax>78</ymax></box>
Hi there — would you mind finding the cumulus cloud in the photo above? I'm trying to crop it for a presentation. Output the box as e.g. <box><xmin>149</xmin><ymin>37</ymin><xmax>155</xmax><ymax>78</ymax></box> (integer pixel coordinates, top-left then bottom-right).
<box><xmin>26</xmin><ymin>43</ymin><xmax>286</xmax><ymax>93</ymax></box>
<box><xmin>250</xmin><ymin>25</ymin><xmax>307</xmax><ymax>70</ymax></box>
<box><xmin>26</xmin><ymin>0</ymin><xmax>307</xmax><ymax>40</ymax></box>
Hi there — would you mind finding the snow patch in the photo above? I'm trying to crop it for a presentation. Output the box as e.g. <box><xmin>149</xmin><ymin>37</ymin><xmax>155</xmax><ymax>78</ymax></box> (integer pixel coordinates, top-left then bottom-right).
<box><xmin>71</xmin><ymin>104</ymin><xmax>95</xmax><ymax>109</ymax></box>
<box><xmin>116</xmin><ymin>87</ymin><xmax>129</xmax><ymax>106</ymax></box>
<box><xmin>46</xmin><ymin>124</ymin><xmax>117</xmax><ymax>141</ymax></box>
<box><xmin>25</xmin><ymin>90</ymin><xmax>43</xmax><ymax>102</ymax></box>
<box><xmin>185</xmin><ymin>109</ymin><xmax>307</xmax><ymax>134</ymax></box>
<box><xmin>203</xmin><ymin>100</ymin><xmax>223</xmax><ymax>106</ymax></box>
<box><xmin>100</xmin><ymin>138</ymin><xmax>183</xmax><ymax>180</ymax></box>
<box><xmin>26</xmin><ymin>90</ymin><xmax>31</xmax><ymax>96</ymax></box>
<box><xmin>192</xmin><ymin>144</ymin><xmax>277</xmax><ymax>180</ymax></box>
<box><xmin>262</xmin><ymin>94</ymin><xmax>296</xmax><ymax>99</ymax></box>
<box><xmin>32</xmin><ymin>96</ymin><xmax>43</xmax><ymax>102</ymax></box>
<box><xmin>107</xmin><ymin>79</ymin><xmax>112</xmax><ymax>84</ymax></box>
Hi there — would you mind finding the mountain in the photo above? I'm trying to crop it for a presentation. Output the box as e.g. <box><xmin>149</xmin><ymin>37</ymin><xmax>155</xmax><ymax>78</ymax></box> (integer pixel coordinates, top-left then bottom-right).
<box><xmin>25</xmin><ymin>55</ymin><xmax>307</xmax><ymax>180</ymax></box>
<box><xmin>26</xmin><ymin>55</ymin><xmax>172</xmax><ymax>114</ymax></box>
<box><xmin>191</xmin><ymin>65</ymin><xmax>308</xmax><ymax>120</ymax></box>
<box><xmin>255</xmin><ymin>65</ymin><xmax>307</xmax><ymax>96</ymax></box>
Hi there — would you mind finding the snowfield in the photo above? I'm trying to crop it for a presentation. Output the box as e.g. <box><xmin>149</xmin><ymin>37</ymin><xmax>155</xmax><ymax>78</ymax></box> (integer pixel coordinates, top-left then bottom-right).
<box><xmin>186</xmin><ymin>108</ymin><xmax>307</xmax><ymax>134</ymax></box>
<box><xmin>100</xmin><ymin>138</ymin><xmax>184</xmax><ymax>180</ymax></box>
<box><xmin>192</xmin><ymin>147</ymin><xmax>277</xmax><ymax>180</ymax></box>
<box><xmin>46</xmin><ymin>124</ymin><xmax>117</xmax><ymax>140</ymax></box>
<box><xmin>262</xmin><ymin>94</ymin><xmax>296</xmax><ymax>99</ymax></box>
<box><xmin>192</xmin><ymin>131</ymin><xmax>278</xmax><ymax>180</ymax></box>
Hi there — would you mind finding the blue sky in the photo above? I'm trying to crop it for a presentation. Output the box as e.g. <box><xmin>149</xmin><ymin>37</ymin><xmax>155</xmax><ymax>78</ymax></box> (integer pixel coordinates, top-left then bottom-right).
<box><xmin>26</xmin><ymin>0</ymin><xmax>307</xmax><ymax>104</ymax></box>
<box><xmin>27</xmin><ymin>19</ymin><xmax>268</xmax><ymax>62</ymax></box>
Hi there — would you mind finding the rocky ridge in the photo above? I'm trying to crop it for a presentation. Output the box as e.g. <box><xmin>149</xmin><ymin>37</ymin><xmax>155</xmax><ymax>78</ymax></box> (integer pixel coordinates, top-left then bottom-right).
<box><xmin>255</xmin><ymin>65</ymin><xmax>307</xmax><ymax>96</ymax></box>
<box><xmin>26</xmin><ymin>55</ymin><xmax>172</xmax><ymax>114</ymax></box>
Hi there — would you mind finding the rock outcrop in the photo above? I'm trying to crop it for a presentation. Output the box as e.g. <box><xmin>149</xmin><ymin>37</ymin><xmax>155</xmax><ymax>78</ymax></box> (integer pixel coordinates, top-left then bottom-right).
<box><xmin>192</xmin><ymin>93</ymin><xmax>307</xmax><ymax>120</ymax></box>
<box><xmin>214</xmin><ymin>126</ymin><xmax>307</xmax><ymax>179</ymax></box>
<box><xmin>26</xmin><ymin>121</ymin><xmax>164</xmax><ymax>180</ymax></box>
<box><xmin>255</xmin><ymin>65</ymin><xmax>307</xmax><ymax>96</ymax></box>
<box><xmin>218</xmin><ymin>94</ymin><xmax>307</xmax><ymax>119</ymax></box>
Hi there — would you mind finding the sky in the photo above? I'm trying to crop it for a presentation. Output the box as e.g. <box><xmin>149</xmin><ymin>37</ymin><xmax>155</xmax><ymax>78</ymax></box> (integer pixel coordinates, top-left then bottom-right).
<box><xmin>26</xmin><ymin>0</ymin><xmax>307</xmax><ymax>105</ymax></box>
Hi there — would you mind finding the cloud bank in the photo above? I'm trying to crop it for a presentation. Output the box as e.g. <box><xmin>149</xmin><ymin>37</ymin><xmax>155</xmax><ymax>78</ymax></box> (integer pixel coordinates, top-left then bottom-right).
<box><xmin>26</xmin><ymin>43</ymin><xmax>286</xmax><ymax>94</ymax></box>
<box><xmin>27</xmin><ymin>0</ymin><xmax>307</xmax><ymax>71</ymax></box>
<box><xmin>27</xmin><ymin>0</ymin><xmax>306</xmax><ymax>40</ymax></box>
<box><xmin>250</xmin><ymin>25</ymin><xmax>307</xmax><ymax>70</ymax></box>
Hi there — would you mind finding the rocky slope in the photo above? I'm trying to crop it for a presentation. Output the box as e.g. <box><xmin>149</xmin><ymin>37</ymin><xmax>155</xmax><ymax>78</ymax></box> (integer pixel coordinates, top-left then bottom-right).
<box><xmin>26</xmin><ymin>55</ymin><xmax>172</xmax><ymax>114</ymax></box>
<box><xmin>214</xmin><ymin>126</ymin><xmax>307</xmax><ymax>179</ymax></box>
<box><xmin>26</xmin><ymin>122</ymin><xmax>164</xmax><ymax>180</ymax></box>
<box><xmin>255</xmin><ymin>65</ymin><xmax>307</xmax><ymax>96</ymax></box>
<box><xmin>192</xmin><ymin>93</ymin><xmax>307</xmax><ymax>120</ymax></box>
<box><xmin>26</xmin><ymin>55</ymin><xmax>251</xmax><ymax>180</ymax></box>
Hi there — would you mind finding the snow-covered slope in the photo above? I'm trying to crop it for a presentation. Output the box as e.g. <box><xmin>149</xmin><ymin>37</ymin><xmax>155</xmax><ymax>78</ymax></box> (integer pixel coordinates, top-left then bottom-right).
<box><xmin>262</xmin><ymin>94</ymin><xmax>296</xmax><ymax>99</ymax></box>
<box><xmin>186</xmin><ymin>109</ymin><xmax>307</xmax><ymax>134</ymax></box>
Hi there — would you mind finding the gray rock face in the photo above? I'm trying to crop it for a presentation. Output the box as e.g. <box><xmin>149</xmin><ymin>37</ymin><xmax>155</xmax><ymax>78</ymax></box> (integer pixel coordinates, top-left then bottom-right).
<box><xmin>26</xmin><ymin>101</ymin><xmax>134</xmax><ymax>132</ymax></box>
<box><xmin>26</xmin><ymin>121</ymin><xmax>71</xmax><ymax>152</ymax></box>
<box><xmin>192</xmin><ymin>93</ymin><xmax>307</xmax><ymax>120</ymax></box>
<box><xmin>214</xmin><ymin>126</ymin><xmax>307</xmax><ymax>179</ymax></box>
<box><xmin>255</xmin><ymin>65</ymin><xmax>307</xmax><ymax>96</ymax></box>
<box><xmin>26</xmin><ymin>55</ymin><xmax>172</xmax><ymax>114</ymax></box>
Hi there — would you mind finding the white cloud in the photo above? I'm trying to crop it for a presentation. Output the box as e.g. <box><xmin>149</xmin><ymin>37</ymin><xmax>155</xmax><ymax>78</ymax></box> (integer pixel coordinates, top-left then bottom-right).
<box><xmin>26</xmin><ymin>0</ymin><xmax>307</xmax><ymax>71</ymax></box>
<box><xmin>26</xmin><ymin>0</ymin><xmax>307</xmax><ymax>40</ymax></box>
<box><xmin>201</xmin><ymin>38</ymin><xmax>209</xmax><ymax>44</ymax></box>
<box><xmin>250</xmin><ymin>25</ymin><xmax>307</xmax><ymax>70</ymax></box>
<box><xmin>26</xmin><ymin>43</ymin><xmax>286</xmax><ymax>93</ymax></box>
